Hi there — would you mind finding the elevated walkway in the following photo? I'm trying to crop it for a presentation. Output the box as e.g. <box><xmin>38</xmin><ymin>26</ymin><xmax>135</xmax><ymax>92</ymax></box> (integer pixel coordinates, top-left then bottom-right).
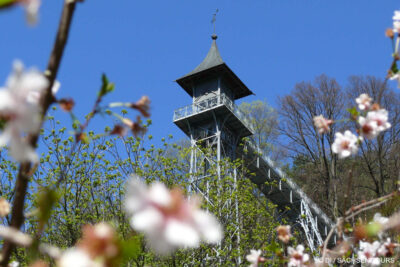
<box><xmin>238</xmin><ymin>139</ymin><xmax>336</xmax><ymax>251</ymax></box>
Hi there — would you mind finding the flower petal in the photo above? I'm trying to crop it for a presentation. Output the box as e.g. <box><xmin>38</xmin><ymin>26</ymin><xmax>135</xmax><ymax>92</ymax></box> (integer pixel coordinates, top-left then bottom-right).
<box><xmin>193</xmin><ymin>210</ymin><xmax>222</xmax><ymax>243</ymax></box>
<box><xmin>130</xmin><ymin>207</ymin><xmax>163</xmax><ymax>232</ymax></box>
<box><xmin>164</xmin><ymin>219</ymin><xmax>199</xmax><ymax>247</ymax></box>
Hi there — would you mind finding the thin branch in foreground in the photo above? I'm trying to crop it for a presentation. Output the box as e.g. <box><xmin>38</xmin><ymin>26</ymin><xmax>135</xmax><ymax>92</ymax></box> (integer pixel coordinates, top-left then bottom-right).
<box><xmin>0</xmin><ymin>1</ymin><xmax>79</xmax><ymax>265</ymax></box>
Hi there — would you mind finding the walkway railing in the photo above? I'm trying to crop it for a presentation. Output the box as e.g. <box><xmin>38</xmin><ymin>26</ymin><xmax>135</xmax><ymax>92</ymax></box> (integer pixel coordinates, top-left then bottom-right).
<box><xmin>242</xmin><ymin>138</ymin><xmax>335</xmax><ymax>252</ymax></box>
<box><xmin>173</xmin><ymin>93</ymin><xmax>254</xmax><ymax>133</ymax></box>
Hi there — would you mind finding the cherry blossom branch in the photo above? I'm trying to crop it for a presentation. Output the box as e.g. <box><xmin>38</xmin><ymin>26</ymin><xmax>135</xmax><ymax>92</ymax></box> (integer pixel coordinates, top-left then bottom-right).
<box><xmin>0</xmin><ymin>1</ymin><xmax>79</xmax><ymax>265</ymax></box>
<box><xmin>320</xmin><ymin>190</ymin><xmax>398</xmax><ymax>265</ymax></box>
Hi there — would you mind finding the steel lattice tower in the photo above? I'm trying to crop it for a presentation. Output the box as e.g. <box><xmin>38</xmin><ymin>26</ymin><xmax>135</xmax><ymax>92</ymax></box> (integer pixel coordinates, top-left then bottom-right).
<box><xmin>173</xmin><ymin>35</ymin><xmax>336</xmax><ymax>263</ymax></box>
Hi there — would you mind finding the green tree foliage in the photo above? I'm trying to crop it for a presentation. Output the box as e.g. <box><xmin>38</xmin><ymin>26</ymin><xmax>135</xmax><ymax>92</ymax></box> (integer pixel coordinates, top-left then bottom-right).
<box><xmin>0</xmin><ymin>107</ymin><xmax>290</xmax><ymax>266</ymax></box>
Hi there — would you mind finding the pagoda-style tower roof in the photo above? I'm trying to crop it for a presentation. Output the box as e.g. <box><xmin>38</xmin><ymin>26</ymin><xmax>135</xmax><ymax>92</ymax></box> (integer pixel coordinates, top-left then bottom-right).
<box><xmin>176</xmin><ymin>35</ymin><xmax>254</xmax><ymax>100</ymax></box>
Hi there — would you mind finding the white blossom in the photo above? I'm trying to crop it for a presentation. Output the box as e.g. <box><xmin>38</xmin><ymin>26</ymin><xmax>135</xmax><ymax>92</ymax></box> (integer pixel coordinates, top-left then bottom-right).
<box><xmin>58</xmin><ymin>248</ymin><xmax>98</xmax><ymax>267</ymax></box>
<box><xmin>20</xmin><ymin>0</ymin><xmax>41</xmax><ymax>25</ymax></box>
<box><xmin>389</xmin><ymin>73</ymin><xmax>400</xmax><ymax>88</ymax></box>
<box><xmin>0</xmin><ymin>61</ymin><xmax>49</xmax><ymax>163</ymax></box>
<box><xmin>246</xmin><ymin>249</ymin><xmax>264</xmax><ymax>267</ymax></box>
<box><xmin>8</xmin><ymin>261</ymin><xmax>19</xmax><ymax>267</ymax></box>
<box><xmin>287</xmin><ymin>245</ymin><xmax>309</xmax><ymax>267</ymax></box>
<box><xmin>355</xmin><ymin>94</ymin><xmax>373</xmax><ymax>111</ymax></box>
<box><xmin>27</xmin><ymin>80</ymin><xmax>60</xmax><ymax>104</ymax></box>
<box><xmin>373</xmin><ymin>213</ymin><xmax>389</xmax><ymax>225</ymax></box>
<box><xmin>124</xmin><ymin>176</ymin><xmax>222</xmax><ymax>254</ymax></box>
<box><xmin>394</xmin><ymin>21</ymin><xmax>400</xmax><ymax>33</ymax></box>
<box><xmin>0</xmin><ymin>198</ymin><xmax>10</xmax><ymax>217</ymax></box>
<box><xmin>331</xmin><ymin>130</ymin><xmax>359</xmax><ymax>159</ymax></box>
<box><xmin>357</xmin><ymin>241</ymin><xmax>381</xmax><ymax>267</ymax></box>
<box><xmin>394</xmin><ymin>10</ymin><xmax>400</xmax><ymax>32</ymax></box>
<box><xmin>367</xmin><ymin>109</ymin><xmax>391</xmax><ymax>133</ymax></box>
<box><xmin>393</xmin><ymin>10</ymin><xmax>400</xmax><ymax>21</ymax></box>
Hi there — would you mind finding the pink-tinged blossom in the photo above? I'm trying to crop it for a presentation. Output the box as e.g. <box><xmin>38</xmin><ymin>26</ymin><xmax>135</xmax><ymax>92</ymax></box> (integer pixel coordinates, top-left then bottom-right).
<box><xmin>124</xmin><ymin>176</ymin><xmax>223</xmax><ymax>254</ymax></box>
<box><xmin>0</xmin><ymin>61</ymin><xmax>48</xmax><ymax>163</ymax></box>
<box><xmin>367</xmin><ymin>109</ymin><xmax>391</xmax><ymax>133</ymax></box>
<box><xmin>313</xmin><ymin>115</ymin><xmax>333</xmax><ymax>134</ymax></box>
<box><xmin>358</xmin><ymin>116</ymin><xmax>378</xmax><ymax>140</ymax></box>
<box><xmin>355</xmin><ymin>94</ymin><xmax>373</xmax><ymax>111</ymax></box>
<box><xmin>276</xmin><ymin>225</ymin><xmax>291</xmax><ymax>243</ymax></box>
<box><xmin>357</xmin><ymin>241</ymin><xmax>381</xmax><ymax>267</ymax></box>
<box><xmin>331</xmin><ymin>130</ymin><xmax>359</xmax><ymax>159</ymax></box>
<box><xmin>287</xmin><ymin>245</ymin><xmax>310</xmax><ymax>267</ymax></box>
<box><xmin>78</xmin><ymin>223</ymin><xmax>119</xmax><ymax>265</ymax></box>
<box><xmin>246</xmin><ymin>249</ymin><xmax>265</xmax><ymax>267</ymax></box>
<box><xmin>377</xmin><ymin>238</ymin><xmax>395</xmax><ymax>257</ymax></box>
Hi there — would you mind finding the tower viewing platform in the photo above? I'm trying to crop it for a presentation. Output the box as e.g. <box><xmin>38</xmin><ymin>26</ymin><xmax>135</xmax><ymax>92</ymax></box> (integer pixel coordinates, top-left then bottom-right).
<box><xmin>173</xmin><ymin>34</ymin><xmax>255</xmax><ymax>140</ymax></box>
<box><xmin>173</xmin><ymin>92</ymin><xmax>254</xmax><ymax>139</ymax></box>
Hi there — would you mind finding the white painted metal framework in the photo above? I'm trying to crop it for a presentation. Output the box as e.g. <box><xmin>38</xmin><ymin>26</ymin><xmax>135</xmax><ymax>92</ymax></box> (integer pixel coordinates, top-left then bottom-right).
<box><xmin>174</xmin><ymin>93</ymin><xmax>336</xmax><ymax>254</ymax></box>
<box><xmin>173</xmin><ymin>34</ymin><xmax>336</xmax><ymax>262</ymax></box>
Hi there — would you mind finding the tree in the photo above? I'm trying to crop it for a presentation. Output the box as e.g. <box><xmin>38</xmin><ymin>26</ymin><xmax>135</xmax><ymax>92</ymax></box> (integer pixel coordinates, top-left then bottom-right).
<box><xmin>239</xmin><ymin>100</ymin><xmax>282</xmax><ymax>161</ymax></box>
<box><xmin>280</xmin><ymin>74</ymin><xmax>400</xmax><ymax>220</ymax></box>
<box><xmin>0</xmin><ymin>109</ymin><xmax>287</xmax><ymax>266</ymax></box>
<box><xmin>278</xmin><ymin>74</ymin><xmax>345</xmax><ymax>217</ymax></box>
<box><xmin>345</xmin><ymin>75</ymin><xmax>400</xmax><ymax>197</ymax></box>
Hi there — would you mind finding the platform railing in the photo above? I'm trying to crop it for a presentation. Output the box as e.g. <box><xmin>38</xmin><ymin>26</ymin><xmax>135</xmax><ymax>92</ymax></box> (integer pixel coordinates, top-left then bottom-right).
<box><xmin>173</xmin><ymin>93</ymin><xmax>254</xmax><ymax>133</ymax></box>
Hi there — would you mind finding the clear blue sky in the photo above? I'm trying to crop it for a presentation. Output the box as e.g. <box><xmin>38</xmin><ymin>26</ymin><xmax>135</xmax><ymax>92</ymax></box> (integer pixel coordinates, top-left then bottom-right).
<box><xmin>0</xmin><ymin>1</ymin><xmax>399</xmax><ymax>143</ymax></box>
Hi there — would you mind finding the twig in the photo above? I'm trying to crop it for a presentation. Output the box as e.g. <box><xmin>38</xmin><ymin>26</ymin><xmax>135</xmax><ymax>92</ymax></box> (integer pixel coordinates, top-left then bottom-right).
<box><xmin>345</xmin><ymin>201</ymin><xmax>390</xmax><ymax>221</ymax></box>
<box><xmin>0</xmin><ymin>1</ymin><xmax>78</xmax><ymax>265</ymax></box>
<box><xmin>0</xmin><ymin>226</ymin><xmax>61</xmax><ymax>260</ymax></box>
<box><xmin>344</xmin><ymin>190</ymin><xmax>397</xmax><ymax>217</ymax></box>
<box><xmin>319</xmin><ymin>191</ymin><xmax>398</xmax><ymax>265</ymax></box>
<box><xmin>321</xmin><ymin>218</ymin><xmax>341</xmax><ymax>265</ymax></box>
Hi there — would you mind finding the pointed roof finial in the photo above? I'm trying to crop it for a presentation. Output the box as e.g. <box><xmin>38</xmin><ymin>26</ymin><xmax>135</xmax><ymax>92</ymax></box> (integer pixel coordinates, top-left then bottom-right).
<box><xmin>211</xmin><ymin>9</ymin><xmax>219</xmax><ymax>36</ymax></box>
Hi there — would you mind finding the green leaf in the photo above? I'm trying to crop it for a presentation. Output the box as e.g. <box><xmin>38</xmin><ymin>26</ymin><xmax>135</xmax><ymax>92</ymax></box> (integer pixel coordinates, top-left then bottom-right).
<box><xmin>391</xmin><ymin>61</ymin><xmax>399</xmax><ymax>74</ymax></box>
<box><xmin>120</xmin><ymin>236</ymin><xmax>141</xmax><ymax>262</ymax></box>
<box><xmin>38</xmin><ymin>189</ymin><xmax>60</xmax><ymax>230</ymax></box>
<box><xmin>266</xmin><ymin>240</ymin><xmax>279</xmax><ymax>252</ymax></box>
<box><xmin>366</xmin><ymin>222</ymin><xmax>382</xmax><ymax>238</ymax></box>
<box><xmin>0</xmin><ymin>0</ymin><xmax>15</xmax><ymax>9</ymax></box>
<box><xmin>347</xmin><ymin>107</ymin><xmax>359</xmax><ymax>118</ymax></box>
<box><xmin>98</xmin><ymin>74</ymin><xmax>115</xmax><ymax>97</ymax></box>
<box><xmin>0</xmin><ymin>119</ymin><xmax>6</xmax><ymax>131</ymax></box>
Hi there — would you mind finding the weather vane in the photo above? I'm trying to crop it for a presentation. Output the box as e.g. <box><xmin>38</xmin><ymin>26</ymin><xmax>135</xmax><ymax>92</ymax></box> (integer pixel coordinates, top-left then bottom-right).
<box><xmin>211</xmin><ymin>9</ymin><xmax>219</xmax><ymax>35</ymax></box>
